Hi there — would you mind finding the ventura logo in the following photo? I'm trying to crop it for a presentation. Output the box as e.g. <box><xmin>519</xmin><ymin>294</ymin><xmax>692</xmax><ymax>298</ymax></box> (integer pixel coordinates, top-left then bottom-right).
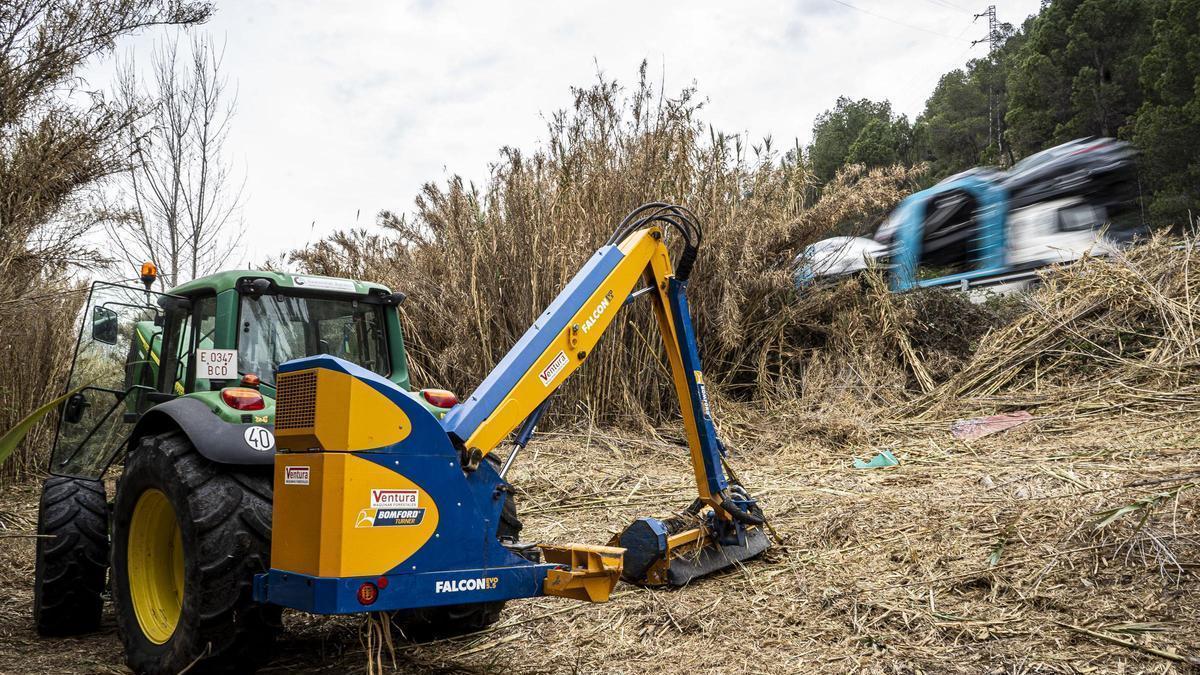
<box><xmin>538</xmin><ymin>351</ymin><xmax>570</xmax><ymax>387</ymax></box>
<box><xmin>581</xmin><ymin>290</ymin><xmax>615</xmax><ymax>334</ymax></box>
<box><xmin>435</xmin><ymin>577</ymin><xmax>499</xmax><ymax>593</ymax></box>
<box><xmin>370</xmin><ymin>489</ymin><xmax>418</xmax><ymax>509</ymax></box>
<box><xmin>284</xmin><ymin>466</ymin><xmax>310</xmax><ymax>485</ymax></box>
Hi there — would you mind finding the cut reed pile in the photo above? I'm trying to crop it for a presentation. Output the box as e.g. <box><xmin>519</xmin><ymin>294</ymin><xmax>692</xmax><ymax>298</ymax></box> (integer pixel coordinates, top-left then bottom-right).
<box><xmin>363</xmin><ymin>416</ymin><xmax>1199</xmax><ymax>674</ymax></box>
<box><xmin>3</xmin><ymin>399</ymin><xmax>1197</xmax><ymax>674</ymax></box>
<box><xmin>910</xmin><ymin>237</ymin><xmax>1200</xmax><ymax>426</ymax></box>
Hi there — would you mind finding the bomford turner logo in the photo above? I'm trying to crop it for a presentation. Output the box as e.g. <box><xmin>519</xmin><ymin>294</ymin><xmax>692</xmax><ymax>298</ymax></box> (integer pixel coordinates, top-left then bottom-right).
<box><xmin>357</xmin><ymin>489</ymin><xmax>425</xmax><ymax>528</ymax></box>
<box><xmin>356</xmin><ymin>508</ymin><xmax>425</xmax><ymax>528</ymax></box>
<box><xmin>435</xmin><ymin>577</ymin><xmax>499</xmax><ymax>593</ymax></box>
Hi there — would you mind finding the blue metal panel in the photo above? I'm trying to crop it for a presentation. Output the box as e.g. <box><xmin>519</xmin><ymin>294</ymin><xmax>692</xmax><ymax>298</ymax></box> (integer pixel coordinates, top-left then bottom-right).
<box><xmin>440</xmin><ymin>245</ymin><xmax>627</xmax><ymax>442</ymax></box>
<box><xmin>257</xmin><ymin>563</ymin><xmax>556</xmax><ymax>614</ymax></box>
<box><xmin>665</xmin><ymin>279</ymin><xmax>728</xmax><ymax>498</ymax></box>
<box><xmin>891</xmin><ymin>175</ymin><xmax>1009</xmax><ymax>291</ymax></box>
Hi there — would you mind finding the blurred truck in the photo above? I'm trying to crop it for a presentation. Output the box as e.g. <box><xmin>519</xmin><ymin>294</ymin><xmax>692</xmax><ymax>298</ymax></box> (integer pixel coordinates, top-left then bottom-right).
<box><xmin>797</xmin><ymin>138</ymin><xmax>1143</xmax><ymax>293</ymax></box>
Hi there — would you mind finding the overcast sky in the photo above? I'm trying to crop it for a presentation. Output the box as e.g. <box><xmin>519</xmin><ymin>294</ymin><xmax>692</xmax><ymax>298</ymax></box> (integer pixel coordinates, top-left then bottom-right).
<box><xmin>87</xmin><ymin>0</ymin><xmax>1044</xmax><ymax>266</ymax></box>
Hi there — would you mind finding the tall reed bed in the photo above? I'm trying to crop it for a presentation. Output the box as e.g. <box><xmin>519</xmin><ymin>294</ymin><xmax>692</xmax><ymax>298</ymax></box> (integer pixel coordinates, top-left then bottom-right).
<box><xmin>0</xmin><ymin>270</ymin><xmax>86</xmax><ymax>483</ymax></box>
<box><xmin>292</xmin><ymin>68</ymin><xmax>921</xmax><ymax>426</ymax></box>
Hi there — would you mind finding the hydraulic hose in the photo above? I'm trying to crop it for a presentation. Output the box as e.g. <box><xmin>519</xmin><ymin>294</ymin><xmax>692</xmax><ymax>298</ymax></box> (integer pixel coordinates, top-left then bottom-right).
<box><xmin>718</xmin><ymin>489</ymin><xmax>765</xmax><ymax>525</ymax></box>
<box><xmin>607</xmin><ymin>203</ymin><xmax>704</xmax><ymax>280</ymax></box>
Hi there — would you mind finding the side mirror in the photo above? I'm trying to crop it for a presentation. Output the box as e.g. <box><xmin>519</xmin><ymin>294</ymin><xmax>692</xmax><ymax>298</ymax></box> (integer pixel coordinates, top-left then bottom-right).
<box><xmin>63</xmin><ymin>392</ymin><xmax>89</xmax><ymax>424</ymax></box>
<box><xmin>92</xmin><ymin>306</ymin><xmax>119</xmax><ymax>344</ymax></box>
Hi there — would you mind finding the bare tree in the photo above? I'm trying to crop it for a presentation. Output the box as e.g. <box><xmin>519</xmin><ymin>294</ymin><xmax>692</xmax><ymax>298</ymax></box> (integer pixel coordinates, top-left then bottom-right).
<box><xmin>0</xmin><ymin>1</ymin><xmax>210</xmax><ymax>481</ymax></box>
<box><xmin>108</xmin><ymin>33</ymin><xmax>243</xmax><ymax>287</ymax></box>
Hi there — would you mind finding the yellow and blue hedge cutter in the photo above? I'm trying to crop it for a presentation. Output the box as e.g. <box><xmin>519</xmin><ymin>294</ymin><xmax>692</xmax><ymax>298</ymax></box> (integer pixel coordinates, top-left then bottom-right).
<box><xmin>254</xmin><ymin>203</ymin><xmax>770</xmax><ymax>615</ymax></box>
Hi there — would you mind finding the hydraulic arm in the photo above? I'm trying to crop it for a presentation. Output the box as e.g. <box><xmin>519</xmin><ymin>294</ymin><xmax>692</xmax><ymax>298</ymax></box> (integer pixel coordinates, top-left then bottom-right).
<box><xmin>444</xmin><ymin>203</ymin><xmax>754</xmax><ymax>516</ymax></box>
<box><xmin>442</xmin><ymin>202</ymin><xmax>770</xmax><ymax>584</ymax></box>
<box><xmin>258</xmin><ymin>203</ymin><xmax>769</xmax><ymax>617</ymax></box>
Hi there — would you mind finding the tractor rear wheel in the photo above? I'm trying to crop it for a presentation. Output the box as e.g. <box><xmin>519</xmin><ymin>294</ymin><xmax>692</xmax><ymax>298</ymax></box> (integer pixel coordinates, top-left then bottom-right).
<box><xmin>111</xmin><ymin>431</ymin><xmax>280</xmax><ymax>675</ymax></box>
<box><xmin>33</xmin><ymin>476</ymin><xmax>109</xmax><ymax>636</ymax></box>
<box><xmin>393</xmin><ymin>459</ymin><xmax>523</xmax><ymax>641</ymax></box>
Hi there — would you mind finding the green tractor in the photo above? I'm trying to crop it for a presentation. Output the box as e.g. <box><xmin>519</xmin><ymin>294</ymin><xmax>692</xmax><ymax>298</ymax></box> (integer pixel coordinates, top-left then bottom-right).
<box><xmin>35</xmin><ymin>267</ymin><xmax>470</xmax><ymax>673</ymax></box>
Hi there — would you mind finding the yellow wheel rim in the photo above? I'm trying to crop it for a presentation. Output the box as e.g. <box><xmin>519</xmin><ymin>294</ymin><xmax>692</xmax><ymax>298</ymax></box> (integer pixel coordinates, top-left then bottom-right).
<box><xmin>128</xmin><ymin>489</ymin><xmax>184</xmax><ymax>644</ymax></box>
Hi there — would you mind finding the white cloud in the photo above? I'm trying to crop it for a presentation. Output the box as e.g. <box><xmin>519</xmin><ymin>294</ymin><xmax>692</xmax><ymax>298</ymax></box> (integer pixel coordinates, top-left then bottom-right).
<box><xmin>84</xmin><ymin>0</ymin><xmax>1043</xmax><ymax>266</ymax></box>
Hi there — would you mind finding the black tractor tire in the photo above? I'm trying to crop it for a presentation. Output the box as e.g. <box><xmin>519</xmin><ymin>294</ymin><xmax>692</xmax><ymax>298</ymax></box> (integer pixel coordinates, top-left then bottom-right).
<box><xmin>393</xmin><ymin>459</ymin><xmax>523</xmax><ymax>641</ymax></box>
<box><xmin>33</xmin><ymin>476</ymin><xmax>109</xmax><ymax>636</ymax></box>
<box><xmin>111</xmin><ymin>431</ymin><xmax>280</xmax><ymax>675</ymax></box>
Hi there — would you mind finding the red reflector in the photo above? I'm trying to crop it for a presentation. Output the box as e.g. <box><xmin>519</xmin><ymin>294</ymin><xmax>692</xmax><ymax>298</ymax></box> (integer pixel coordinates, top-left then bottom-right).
<box><xmin>376</xmin><ymin>576</ymin><xmax>389</xmax><ymax>589</ymax></box>
<box><xmin>357</xmin><ymin>582</ymin><xmax>378</xmax><ymax>605</ymax></box>
<box><xmin>221</xmin><ymin>387</ymin><xmax>265</xmax><ymax>411</ymax></box>
<box><xmin>421</xmin><ymin>388</ymin><xmax>459</xmax><ymax>408</ymax></box>
<box><xmin>240</xmin><ymin>373</ymin><xmax>261</xmax><ymax>389</ymax></box>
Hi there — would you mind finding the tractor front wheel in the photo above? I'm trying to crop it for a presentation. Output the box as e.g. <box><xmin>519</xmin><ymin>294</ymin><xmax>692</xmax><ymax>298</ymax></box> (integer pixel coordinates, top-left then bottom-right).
<box><xmin>33</xmin><ymin>476</ymin><xmax>109</xmax><ymax>635</ymax></box>
<box><xmin>111</xmin><ymin>431</ymin><xmax>280</xmax><ymax>675</ymax></box>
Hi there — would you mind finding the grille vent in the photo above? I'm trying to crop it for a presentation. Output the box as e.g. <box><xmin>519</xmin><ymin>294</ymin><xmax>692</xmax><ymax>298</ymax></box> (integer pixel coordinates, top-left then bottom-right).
<box><xmin>275</xmin><ymin>370</ymin><xmax>317</xmax><ymax>430</ymax></box>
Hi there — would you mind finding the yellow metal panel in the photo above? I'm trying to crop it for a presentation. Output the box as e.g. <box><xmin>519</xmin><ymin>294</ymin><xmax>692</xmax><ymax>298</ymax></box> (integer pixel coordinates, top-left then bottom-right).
<box><xmin>271</xmin><ymin>453</ymin><xmax>337</xmax><ymax>575</ymax></box>
<box><xmin>541</xmin><ymin>543</ymin><xmax>624</xmax><ymax>602</ymax></box>
<box><xmin>332</xmin><ymin>455</ymin><xmax>440</xmax><ymax>577</ymax></box>
<box><xmin>276</xmin><ymin>368</ymin><xmax>412</xmax><ymax>452</ymax></box>
<box><xmin>463</xmin><ymin>228</ymin><xmax>663</xmax><ymax>455</ymax></box>
<box><xmin>645</xmin><ymin>243</ymin><xmax>717</xmax><ymax>504</ymax></box>
<box><xmin>271</xmin><ymin>453</ymin><xmax>441</xmax><ymax>578</ymax></box>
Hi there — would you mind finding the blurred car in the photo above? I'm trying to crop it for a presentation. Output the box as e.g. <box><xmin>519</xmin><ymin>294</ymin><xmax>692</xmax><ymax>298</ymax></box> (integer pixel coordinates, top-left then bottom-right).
<box><xmin>796</xmin><ymin>138</ymin><xmax>1141</xmax><ymax>293</ymax></box>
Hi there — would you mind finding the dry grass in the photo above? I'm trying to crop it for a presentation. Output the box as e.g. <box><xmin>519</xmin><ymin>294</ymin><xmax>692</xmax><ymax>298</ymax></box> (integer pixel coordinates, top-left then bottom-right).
<box><xmin>1</xmin><ymin>414</ymin><xmax>1196</xmax><ymax>673</ymax></box>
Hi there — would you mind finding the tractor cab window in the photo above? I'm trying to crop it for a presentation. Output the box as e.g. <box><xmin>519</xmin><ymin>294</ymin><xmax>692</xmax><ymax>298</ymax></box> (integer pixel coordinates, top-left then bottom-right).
<box><xmin>238</xmin><ymin>294</ymin><xmax>388</xmax><ymax>385</ymax></box>
<box><xmin>177</xmin><ymin>296</ymin><xmax>218</xmax><ymax>391</ymax></box>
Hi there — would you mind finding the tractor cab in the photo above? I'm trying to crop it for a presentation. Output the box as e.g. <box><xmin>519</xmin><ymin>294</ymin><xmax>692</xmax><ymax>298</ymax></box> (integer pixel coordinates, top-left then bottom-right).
<box><xmin>49</xmin><ymin>269</ymin><xmax>414</xmax><ymax>480</ymax></box>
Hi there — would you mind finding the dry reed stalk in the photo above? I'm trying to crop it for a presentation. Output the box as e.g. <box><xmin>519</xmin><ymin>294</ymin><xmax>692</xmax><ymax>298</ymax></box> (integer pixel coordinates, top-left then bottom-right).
<box><xmin>289</xmin><ymin>68</ymin><xmax>922</xmax><ymax>429</ymax></box>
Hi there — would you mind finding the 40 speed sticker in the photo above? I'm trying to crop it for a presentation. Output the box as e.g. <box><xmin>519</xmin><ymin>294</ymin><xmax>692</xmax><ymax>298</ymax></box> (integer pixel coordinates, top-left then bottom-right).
<box><xmin>244</xmin><ymin>426</ymin><xmax>275</xmax><ymax>451</ymax></box>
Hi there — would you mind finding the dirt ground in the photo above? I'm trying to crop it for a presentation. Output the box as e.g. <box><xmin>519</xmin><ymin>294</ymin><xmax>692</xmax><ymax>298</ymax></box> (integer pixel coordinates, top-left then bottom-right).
<box><xmin>1</xmin><ymin>409</ymin><xmax>1198</xmax><ymax>674</ymax></box>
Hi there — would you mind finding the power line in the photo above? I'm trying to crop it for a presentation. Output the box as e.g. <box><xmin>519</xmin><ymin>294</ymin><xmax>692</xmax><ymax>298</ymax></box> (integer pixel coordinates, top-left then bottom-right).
<box><xmin>898</xmin><ymin>40</ymin><xmax>983</xmax><ymax>115</ymax></box>
<box><xmin>920</xmin><ymin>0</ymin><xmax>972</xmax><ymax>14</ymax></box>
<box><xmin>895</xmin><ymin>15</ymin><xmax>983</xmax><ymax>114</ymax></box>
<box><xmin>823</xmin><ymin>0</ymin><xmax>973</xmax><ymax>42</ymax></box>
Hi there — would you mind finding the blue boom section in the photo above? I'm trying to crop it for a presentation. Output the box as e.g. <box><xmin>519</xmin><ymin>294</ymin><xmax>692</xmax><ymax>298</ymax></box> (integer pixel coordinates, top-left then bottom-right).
<box><xmin>665</xmin><ymin>278</ymin><xmax>728</xmax><ymax>499</ymax></box>
<box><xmin>440</xmin><ymin>244</ymin><xmax>626</xmax><ymax>443</ymax></box>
